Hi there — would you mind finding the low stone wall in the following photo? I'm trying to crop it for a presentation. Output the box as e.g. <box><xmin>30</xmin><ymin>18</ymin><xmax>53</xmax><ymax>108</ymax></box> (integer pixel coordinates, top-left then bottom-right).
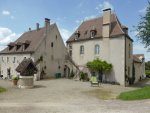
<box><xmin>18</xmin><ymin>76</ymin><xmax>34</xmax><ymax>89</ymax></box>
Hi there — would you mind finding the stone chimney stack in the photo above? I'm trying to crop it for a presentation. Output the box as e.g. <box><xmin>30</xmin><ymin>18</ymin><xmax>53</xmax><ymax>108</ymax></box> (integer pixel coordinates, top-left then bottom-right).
<box><xmin>45</xmin><ymin>18</ymin><xmax>50</xmax><ymax>27</ymax></box>
<box><xmin>102</xmin><ymin>8</ymin><xmax>111</xmax><ymax>62</ymax></box>
<box><xmin>36</xmin><ymin>23</ymin><xmax>40</xmax><ymax>31</ymax></box>
<box><xmin>29</xmin><ymin>28</ymin><xmax>31</xmax><ymax>31</ymax></box>
<box><xmin>102</xmin><ymin>8</ymin><xmax>111</xmax><ymax>38</ymax></box>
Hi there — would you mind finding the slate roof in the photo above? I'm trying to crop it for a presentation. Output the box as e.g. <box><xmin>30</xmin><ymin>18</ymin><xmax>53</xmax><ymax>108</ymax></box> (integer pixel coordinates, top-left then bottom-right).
<box><xmin>0</xmin><ymin>24</ymin><xmax>54</xmax><ymax>54</ymax></box>
<box><xmin>66</xmin><ymin>14</ymin><xmax>132</xmax><ymax>43</ymax></box>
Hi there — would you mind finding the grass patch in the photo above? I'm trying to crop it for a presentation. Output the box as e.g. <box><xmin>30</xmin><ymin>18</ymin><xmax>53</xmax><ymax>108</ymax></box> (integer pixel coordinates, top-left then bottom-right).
<box><xmin>0</xmin><ymin>86</ymin><xmax>7</xmax><ymax>93</ymax></box>
<box><xmin>118</xmin><ymin>86</ymin><xmax>150</xmax><ymax>100</ymax></box>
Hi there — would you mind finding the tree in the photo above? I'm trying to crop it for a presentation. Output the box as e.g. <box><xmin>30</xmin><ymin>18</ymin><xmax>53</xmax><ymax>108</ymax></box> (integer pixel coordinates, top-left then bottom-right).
<box><xmin>145</xmin><ymin>61</ymin><xmax>150</xmax><ymax>70</ymax></box>
<box><xmin>135</xmin><ymin>2</ymin><xmax>150</xmax><ymax>48</ymax></box>
<box><xmin>86</xmin><ymin>58</ymin><xmax>112</xmax><ymax>82</ymax></box>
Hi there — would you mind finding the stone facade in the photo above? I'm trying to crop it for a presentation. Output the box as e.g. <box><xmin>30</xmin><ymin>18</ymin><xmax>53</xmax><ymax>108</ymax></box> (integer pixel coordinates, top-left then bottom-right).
<box><xmin>66</xmin><ymin>8</ymin><xmax>140</xmax><ymax>86</ymax></box>
<box><xmin>0</xmin><ymin>19</ymin><xmax>68</xmax><ymax>80</ymax></box>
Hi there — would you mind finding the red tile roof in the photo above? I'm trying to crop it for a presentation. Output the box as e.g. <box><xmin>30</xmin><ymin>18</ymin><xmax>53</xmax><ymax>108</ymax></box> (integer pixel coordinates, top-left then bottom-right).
<box><xmin>0</xmin><ymin>24</ymin><xmax>54</xmax><ymax>54</ymax></box>
<box><xmin>66</xmin><ymin>14</ymin><xmax>131</xmax><ymax>43</ymax></box>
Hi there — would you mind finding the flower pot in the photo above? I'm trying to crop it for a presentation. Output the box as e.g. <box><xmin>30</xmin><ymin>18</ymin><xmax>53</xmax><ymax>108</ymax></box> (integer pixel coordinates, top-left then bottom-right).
<box><xmin>13</xmin><ymin>80</ymin><xmax>18</xmax><ymax>86</ymax></box>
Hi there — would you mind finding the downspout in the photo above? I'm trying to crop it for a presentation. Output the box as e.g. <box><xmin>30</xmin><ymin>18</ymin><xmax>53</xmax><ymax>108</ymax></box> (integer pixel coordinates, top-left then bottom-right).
<box><xmin>124</xmin><ymin>36</ymin><xmax>126</xmax><ymax>86</ymax></box>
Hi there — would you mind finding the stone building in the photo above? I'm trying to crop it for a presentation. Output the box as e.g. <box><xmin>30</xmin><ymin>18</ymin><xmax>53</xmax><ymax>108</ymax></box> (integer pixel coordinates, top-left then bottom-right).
<box><xmin>66</xmin><ymin>8</ymin><xmax>145</xmax><ymax>86</ymax></box>
<box><xmin>0</xmin><ymin>18</ymin><xmax>68</xmax><ymax>80</ymax></box>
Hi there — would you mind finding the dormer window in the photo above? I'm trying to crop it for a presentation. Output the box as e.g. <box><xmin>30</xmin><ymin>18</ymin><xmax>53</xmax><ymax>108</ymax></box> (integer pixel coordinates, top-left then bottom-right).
<box><xmin>16</xmin><ymin>42</ymin><xmax>22</xmax><ymax>51</ymax></box>
<box><xmin>23</xmin><ymin>40</ymin><xmax>31</xmax><ymax>50</ymax></box>
<box><xmin>90</xmin><ymin>26</ymin><xmax>96</xmax><ymax>38</ymax></box>
<box><xmin>8</xmin><ymin>42</ymin><xmax>15</xmax><ymax>51</ymax></box>
<box><xmin>75</xmin><ymin>30</ymin><xmax>80</xmax><ymax>40</ymax></box>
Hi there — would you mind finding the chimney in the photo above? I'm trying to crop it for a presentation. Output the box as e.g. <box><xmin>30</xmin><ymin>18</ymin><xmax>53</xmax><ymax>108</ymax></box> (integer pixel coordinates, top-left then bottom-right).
<box><xmin>123</xmin><ymin>27</ymin><xmax>128</xmax><ymax>34</ymax></box>
<box><xmin>45</xmin><ymin>18</ymin><xmax>50</xmax><ymax>27</ymax></box>
<box><xmin>36</xmin><ymin>23</ymin><xmax>40</xmax><ymax>31</ymax></box>
<box><xmin>29</xmin><ymin>28</ymin><xmax>31</xmax><ymax>31</ymax></box>
<box><xmin>102</xmin><ymin>8</ymin><xmax>111</xmax><ymax>38</ymax></box>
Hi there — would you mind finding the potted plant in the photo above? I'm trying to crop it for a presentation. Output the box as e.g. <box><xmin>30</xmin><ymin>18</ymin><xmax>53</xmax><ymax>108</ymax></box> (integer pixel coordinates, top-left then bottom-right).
<box><xmin>12</xmin><ymin>75</ymin><xmax>19</xmax><ymax>86</ymax></box>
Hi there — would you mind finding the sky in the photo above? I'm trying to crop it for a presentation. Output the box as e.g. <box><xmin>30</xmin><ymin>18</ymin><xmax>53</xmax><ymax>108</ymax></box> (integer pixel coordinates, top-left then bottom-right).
<box><xmin>0</xmin><ymin>0</ymin><xmax>149</xmax><ymax>61</ymax></box>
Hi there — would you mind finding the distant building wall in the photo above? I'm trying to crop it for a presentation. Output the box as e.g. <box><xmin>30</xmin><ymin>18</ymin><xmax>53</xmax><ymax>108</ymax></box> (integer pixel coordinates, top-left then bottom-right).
<box><xmin>0</xmin><ymin>54</ymin><xmax>32</xmax><ymax>79</ymax></box>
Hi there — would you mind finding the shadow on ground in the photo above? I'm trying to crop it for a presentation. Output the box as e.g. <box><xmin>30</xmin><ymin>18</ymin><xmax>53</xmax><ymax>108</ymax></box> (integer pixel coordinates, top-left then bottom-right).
<box><xmin>33</xmin><ymin>85</ymin><xmax>46</xmax><ymax>89</ymax></box>
<box><xmin>130</xmin><ymin>78</ymin><xmax>150</xmax><ymax>88</ymax></box>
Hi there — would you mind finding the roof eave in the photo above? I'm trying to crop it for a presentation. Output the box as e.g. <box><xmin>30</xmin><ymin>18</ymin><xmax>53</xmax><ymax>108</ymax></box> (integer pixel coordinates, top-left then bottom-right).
<box><xmin>0</xmin><ymin>51</ymin><xmax>34</xmax><ymax>55</ymax></box>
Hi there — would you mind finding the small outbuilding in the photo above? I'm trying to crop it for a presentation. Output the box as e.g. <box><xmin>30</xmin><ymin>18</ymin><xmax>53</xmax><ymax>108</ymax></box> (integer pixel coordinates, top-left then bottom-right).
<box><xmin>16</xmin><ymin>58</ymin><xmax>38</xmax><ymax>88</ymax></box>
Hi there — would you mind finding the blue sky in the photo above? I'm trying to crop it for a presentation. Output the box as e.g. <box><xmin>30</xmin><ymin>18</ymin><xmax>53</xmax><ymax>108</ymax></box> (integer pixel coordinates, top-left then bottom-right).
<box><xmin>0</xmin><ymin>0</ymin><xmax>149</xmax><ymax>61</ymax></box>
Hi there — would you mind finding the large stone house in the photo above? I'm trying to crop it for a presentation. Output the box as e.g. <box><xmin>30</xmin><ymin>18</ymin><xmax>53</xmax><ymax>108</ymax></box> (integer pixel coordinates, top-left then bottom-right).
<box><xmin>66</xmin><ymin>8</ymin><xmax>145</xmax><ymax>86</ymax></box>
<box><xmin>0</xmin><ymin>18</ymin><xmax>69</xmax><ymax>80</ymax></box>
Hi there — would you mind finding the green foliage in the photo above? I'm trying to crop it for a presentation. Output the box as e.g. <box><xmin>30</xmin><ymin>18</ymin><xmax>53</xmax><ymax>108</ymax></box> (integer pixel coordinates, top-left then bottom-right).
<box><xmin>118</xmin><ymin>86</ymin><xmax>150</xmax><ymax>100</ymax></box>
<box><xmin>146</xmin><ymin>70</ymin><xmax>150</xmax><ymax>78</ymax></box>
<box><xmin>12</xmin><ymin>75</ymin><xmax>19</xmax><ymax>80</ymax></box>
<box><xmin>145</xmin><ymin>61</ymin><xmax>150</xmax><ymax>70</ymax></box>
<box><xmin>86</xmin><ymin>58</ymin><xmax>112</xmax><ymax>73</ymax></box>
<box><xmin>80</xmin><ymin>72</ymin><xmax>89</xmax><ymax>81</ymax></box>
<box><xmin>0</xmin><ymin>87</ymin><xmax>7</xmax><ymax>93</ymax></box>
<box><xmin>135</xmin><ymin>2</ymin><xmax>150</xmax><ymax>48</ymax></box>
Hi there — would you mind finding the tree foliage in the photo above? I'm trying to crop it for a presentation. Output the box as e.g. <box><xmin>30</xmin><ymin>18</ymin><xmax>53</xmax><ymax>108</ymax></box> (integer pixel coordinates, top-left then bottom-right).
<box><xmin>136</xmin><ymin>2</ymin><xmax>150</xmax><ymax>48</ymax></box>
<box><xmin>145</xmin><ymin>61</ymin><xmax>150</xmax><ymax>70</ymax></box>
<box><xmin>86</xmin><ymin>58</ymin><xmax>112</xmax><ymax>74</ymax></box>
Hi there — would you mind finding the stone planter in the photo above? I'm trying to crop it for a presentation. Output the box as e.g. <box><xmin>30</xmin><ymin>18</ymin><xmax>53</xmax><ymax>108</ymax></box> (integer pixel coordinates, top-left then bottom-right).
<box><xmin>18</xmin><ymin>76</ymin><xmax>34</xmax><ymax>89</ymax></box>
<box><xmin>13</xmin><ymin>80</ymin><xmax>18</xmax><ymax>86</ymax></box>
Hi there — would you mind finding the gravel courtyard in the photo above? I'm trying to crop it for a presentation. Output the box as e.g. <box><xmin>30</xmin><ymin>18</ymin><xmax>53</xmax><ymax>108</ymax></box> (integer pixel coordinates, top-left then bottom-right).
<box><xmin>0</xmin><ymin>78</ymin><xmax>150</xmax><ymax>113</ymax></box>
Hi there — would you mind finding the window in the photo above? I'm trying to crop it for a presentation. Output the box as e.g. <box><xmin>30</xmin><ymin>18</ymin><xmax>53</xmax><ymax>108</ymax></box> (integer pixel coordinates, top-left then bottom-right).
<box><xmin>91</xmin><ymin>31</ymin><xmax>95</xmax><ymax>38</ymax></box>
<box><xmin>129</xmin><ymin>44</ymin><xmax>131</xmax><ymax>58</ymax></box>
<box><xmin>69</xmin><ymin>45</ymin><xmax>72</xmax><ymax>49</ymax></box>
<box><xmin>7</xmin><ymin>57</ymin><xmax>9</xmax><ymax>63</ymax></box>
<box><xmin>56</xmin><ymin>35</ymin><xmax>57</xmax><ymax>40</ymax></box>
<box><xmin>51</xmin><ymin>42</ymin><xmax>53</xmax><ymax>47</ymax></box>
<box><xmin>16</xmin><ymin>45</ymin><xmax>21</xmax><ymax>51</ymax></box>
<box><xmin>13</xmin><ymin>57</ymin><xmax>16</xmax><ymax>63</ymax></box>
<box><xmin>80</xmin><ymin>45</ymin><xmax>84</xmax><ymax>54</ymax></box>
<box><xmin>75</xmin><ymin>30</ymin><xmax>80</xmax><ymax>40</ymax></box>
<box><xmin>69</xmin><ymin>50</ymin><xmax>72</xmax><ymax>57</ymax></box>
<box><xmin>24</xmin><ymin>44</ymin><xmax>29</xmax><ymax>50</ymax></box>
<box><xmin>95</xmin><ymin>44</ymin><xmax>100</xmax><ymax>54</ymax></box>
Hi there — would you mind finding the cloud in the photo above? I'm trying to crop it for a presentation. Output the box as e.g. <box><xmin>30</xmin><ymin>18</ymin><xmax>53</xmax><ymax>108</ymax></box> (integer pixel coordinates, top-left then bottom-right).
<box><xmin>139</xmin><ymin>7</ymin><xmax>147</xmax><ymax>14</ymax></box>
<box><xmin>2</xmin><ymin>10</ymin><xmax>15</xmax><ymax>19</ymax></box>
<box><xmin>2</xmin><ymin>10</ymin><xmax>10</xmax><ymax>16</ymax></box>
<box><xmin>59</xmin><ymin>28</ymin><xmax>72</xmax><ymax>44</ymax></box>
<box><xmin>95</xmin><ymin>1</ymin><xmax>114</xmax><ymax>13</ymax></box>
<box><xmin>0</xmin><ymin>27</ymin><xmax>21</xmax><ymax>51</ymax></box>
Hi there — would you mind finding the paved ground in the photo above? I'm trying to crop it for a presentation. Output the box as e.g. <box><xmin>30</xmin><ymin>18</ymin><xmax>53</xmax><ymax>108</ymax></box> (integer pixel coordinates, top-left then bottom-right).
<box><xmin>0</xmin><ymin>78</ymin><xmax>150</xmax><ymax>113</ymax></box>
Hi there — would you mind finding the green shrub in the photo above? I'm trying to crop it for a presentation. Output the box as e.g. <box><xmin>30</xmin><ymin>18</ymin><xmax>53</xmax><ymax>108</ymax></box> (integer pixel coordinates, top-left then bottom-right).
<box><xmin>146</xmin><ymin>70</ymin><xmax>150</xmax><ymax>78</ymax></box>
<box><xmin>80</xmin><ymin>72</ymin><xmax>89</xmax><ymax>81</ymax></box>
<box><xmin>12</xmin><ymin>75</ymin><xmax>19</xmax><ymax>80</ymax></box>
